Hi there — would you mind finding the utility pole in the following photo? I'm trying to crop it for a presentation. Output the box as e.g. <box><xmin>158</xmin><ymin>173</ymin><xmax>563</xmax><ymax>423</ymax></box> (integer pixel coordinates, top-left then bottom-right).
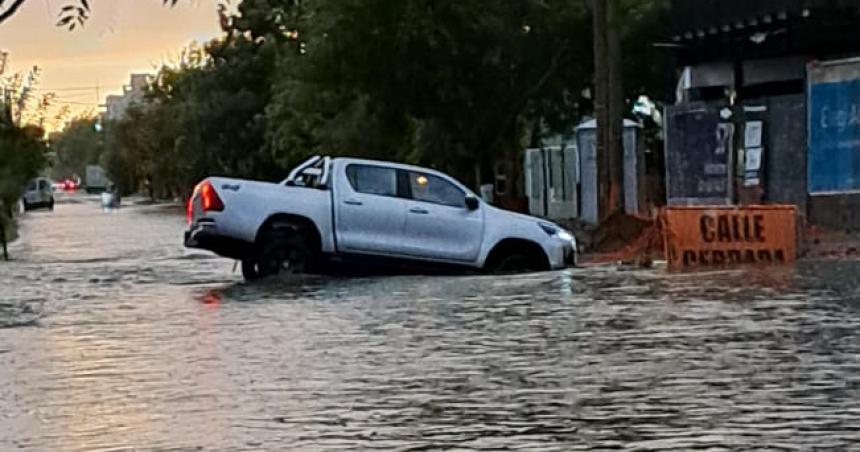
<box><xmin>592</xmin><ymin>0</ymin><xmax>624</xmax><ymax>221</ymax></box>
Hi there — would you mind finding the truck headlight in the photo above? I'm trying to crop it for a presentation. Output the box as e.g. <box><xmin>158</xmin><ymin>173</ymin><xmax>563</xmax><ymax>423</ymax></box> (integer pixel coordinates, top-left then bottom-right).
<box><xmin>556</xmin><ymin>230</ymin><xmax>574</xmax><ymax>243</ymax></box>
<box><xmin>539</xmin><ymin>222</ymin><xmax>575</xmax><ymax>243</ymax></box>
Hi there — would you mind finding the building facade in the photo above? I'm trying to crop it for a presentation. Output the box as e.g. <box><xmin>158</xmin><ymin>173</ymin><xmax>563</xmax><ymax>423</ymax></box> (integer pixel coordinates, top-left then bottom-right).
<box><xmin>104</xmin><ymin>73</ymin><xmax>152</xmax><ymax>121</ymax></box>
<box><xmin>666</xmin><ymin>0</ymin><xmax>860</xmax><ymax>229</ymax></box>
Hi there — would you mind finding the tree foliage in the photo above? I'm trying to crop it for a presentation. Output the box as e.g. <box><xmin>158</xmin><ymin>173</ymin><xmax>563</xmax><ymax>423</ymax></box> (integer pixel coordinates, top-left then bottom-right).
<box><xmin>48</xmin><ymin>0</ymin><xmax>672</xmax><ymax>198</ymax></box>
<box><xmin>262</xmin><ymin>0</ymin><xmax>595</xmax><ymax>186</ymax></box>
<box><xmin>0</xmin><ymin>56</ymin><xmax>49</xmax><ymax>251</ymax></box>
<box><xmin>0</xmin><ymin>105</ymin><xmax>48</xmax><ymax>246</ymax></box>
<box><xmin>50</xmin><ymin>116</ymin><xmax>102</xmax><ymax>180</ymax></box>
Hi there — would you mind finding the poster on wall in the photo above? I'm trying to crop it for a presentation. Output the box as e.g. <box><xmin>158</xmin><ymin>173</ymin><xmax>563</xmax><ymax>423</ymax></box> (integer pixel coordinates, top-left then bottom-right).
<box><xmin>744</xmin><ymin>121</ymin><xmax>763</xmax><ymax>148</ymax></box>
<box><xmin>746</xmin><ymin>147</ymin><xmax>763</xmax><ymax>171</ymax></box>
<box><xmin>744</xmin><ymin>146</ymin><xmax>764</xmax><ymax>188</ymax></box>
<box><xmin>665</xmin><ymin>103</ymin><xmax>733</xmax><ymax>205</ymax></box>
<box><xmin>808</xmin><ymin>59</ymin><xmax>860</xmax><ymax>193</ymax></box>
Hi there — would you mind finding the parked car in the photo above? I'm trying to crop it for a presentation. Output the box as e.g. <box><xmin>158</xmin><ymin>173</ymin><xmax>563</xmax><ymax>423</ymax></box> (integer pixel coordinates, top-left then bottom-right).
<box><xmin>21</xmin><ymin>177</ymin><xmax>54</xmax><ymax>211</ymax></box>
<box><xmin>184</xmin><ymin>156</ymin><xmax>577</xmax><ymax>280</ymax></box>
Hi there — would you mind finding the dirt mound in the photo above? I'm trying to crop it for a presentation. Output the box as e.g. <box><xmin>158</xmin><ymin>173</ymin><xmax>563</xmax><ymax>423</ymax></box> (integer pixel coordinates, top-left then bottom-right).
<box><xmin>564</xmin><ymin>211</ymin><xmax>664</xmax><ymax>267</ymax></box>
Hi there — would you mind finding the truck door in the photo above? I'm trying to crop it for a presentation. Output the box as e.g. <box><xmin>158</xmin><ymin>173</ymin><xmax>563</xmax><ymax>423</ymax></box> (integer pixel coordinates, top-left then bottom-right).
<box><xmin>334</xmin><ymin>163</ymin><xmax>408</xmax><ymax>255</ymax></box>
<box><xmin>401</xmin><ymin>171</ymin><xmax>483</xmax><ymax>263</ymax></box>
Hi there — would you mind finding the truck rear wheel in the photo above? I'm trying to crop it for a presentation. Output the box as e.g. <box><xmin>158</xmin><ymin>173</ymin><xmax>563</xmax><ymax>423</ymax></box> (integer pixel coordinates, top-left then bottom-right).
<box><xmin>243</xmin><ymin>230</ymin><xmax>312</xmax><ymax>280</ymax></box>
<box><xmin>241</xmin><ymin>259</ymin><xmax>261</xmax><ymax>281</ymax></box>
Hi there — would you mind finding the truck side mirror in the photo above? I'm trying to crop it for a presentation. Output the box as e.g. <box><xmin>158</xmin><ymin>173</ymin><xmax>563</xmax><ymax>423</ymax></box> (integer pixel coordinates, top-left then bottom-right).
<box><xmin>465</xmin><ymin>196</ymin><xmax>480</xmax><ymax>210</ymax></box>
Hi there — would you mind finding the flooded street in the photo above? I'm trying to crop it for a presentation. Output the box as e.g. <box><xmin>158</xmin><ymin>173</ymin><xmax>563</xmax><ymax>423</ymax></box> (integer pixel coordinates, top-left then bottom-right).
<box><xmin>1</xmin><ymin>194</ymin><xmax>859</xmax><ymax>451</ymax></box>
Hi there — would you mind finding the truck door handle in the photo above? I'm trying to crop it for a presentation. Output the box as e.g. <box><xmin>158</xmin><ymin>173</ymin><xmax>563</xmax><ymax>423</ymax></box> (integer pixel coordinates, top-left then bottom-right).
<box><xmin>344</xmin><ymin>199</ymin><xmax>363</xmax><ymax>206</ymax></box>
<box><xmin>409</xmin><ymin>207</ymin><xmax>429</xmax><ymax>215</ymax></box>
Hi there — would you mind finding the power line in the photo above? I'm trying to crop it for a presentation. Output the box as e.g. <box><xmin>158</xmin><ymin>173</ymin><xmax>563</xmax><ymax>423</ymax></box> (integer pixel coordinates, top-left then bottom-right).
<box><xmin>54</xmin><ymin>91</ymin><xmax>98</xmax><ymax>99</ymax></box>
<box><xmin>51</xmin><ymin>99</ymin><xmax>103</xmax><ymax>106</ymax></box>
<box><xmin>37</xmin><ymin>86</ymin><xmax>102</xmax><ymax>92</ymax></box>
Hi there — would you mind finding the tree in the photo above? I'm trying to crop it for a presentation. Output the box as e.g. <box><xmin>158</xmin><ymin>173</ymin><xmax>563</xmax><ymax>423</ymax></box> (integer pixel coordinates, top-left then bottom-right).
<box><xmin>61</xmin><ymin>0</ymin><xmax>671</xmax><ymax>208</ymax></box>
<box><xmin>0</xmin><ymin>54</ymin><xmax>49</xmax><ymax>259</ymax></box>
<box><xmin>97</xmin><ymin>30</ymin><xmax>279</xmax><ymax>198</ymax></box>
<box><xmin>0</xmin><ymin>105</ymin><xmax>48</xmax><ymax>260</ymax></box>
<box><xmin>263</xmin><ymin>0</ymin><xmax>593</xmax><ymax>189</ymax></box>
<box><xmin>50</xmin><ymin>115</ymin><xmax>103</xmax><ymax>181</ymax></box>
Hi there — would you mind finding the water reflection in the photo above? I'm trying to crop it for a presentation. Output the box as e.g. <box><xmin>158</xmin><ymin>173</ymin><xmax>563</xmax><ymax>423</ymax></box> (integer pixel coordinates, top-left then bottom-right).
<box><xmin>199</xmin><ymin>289</ymin><xmax>223</xmax><ymax>307</ymax></box>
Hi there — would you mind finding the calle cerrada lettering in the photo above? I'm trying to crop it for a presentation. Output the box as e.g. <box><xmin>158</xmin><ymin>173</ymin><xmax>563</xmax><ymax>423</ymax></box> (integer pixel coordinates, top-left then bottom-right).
<box><xmin>682</xmin><ymin>213</ymin><xmax>786</xmax><ymax>266</ymax></box>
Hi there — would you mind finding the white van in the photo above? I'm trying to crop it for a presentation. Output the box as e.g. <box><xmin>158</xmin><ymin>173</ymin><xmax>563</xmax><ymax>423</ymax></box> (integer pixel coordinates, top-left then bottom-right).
<box><xmin>21</xmin><ymin>177</ymin><xmax>54</xmax><ymax>211</ymax></box>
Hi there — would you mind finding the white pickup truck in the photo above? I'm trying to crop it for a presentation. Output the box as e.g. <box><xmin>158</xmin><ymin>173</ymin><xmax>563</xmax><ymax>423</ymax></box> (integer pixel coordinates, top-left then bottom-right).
<box><xmin>184</xmin><ymin>156</ymin><xmax>576</xmax><ymax>280</ymax></box>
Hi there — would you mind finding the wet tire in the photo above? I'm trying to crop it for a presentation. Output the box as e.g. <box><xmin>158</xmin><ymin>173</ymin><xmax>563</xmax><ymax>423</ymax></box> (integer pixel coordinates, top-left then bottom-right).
<box><xmin>244</xmin><ymin>229</ymin><xmax>312</xmax><ymax>280</ymax></box>
<box><xmin>489</xmin><ymin>253</ymin><xmax>535</xmax><ymax>274</ymax></box>
<box><xmin>47</xmin><ymin>199</ymin><xmax>54</xmax><ymax>211</ymax></box>
<box><xmin>20</xmin><ymin>200</ymin><xmax>28</xmax><ymax>212</ymax></box>
<box><xmin>241</xmin><ymin>259</ymin><xmax>261</xmax><ymax>281</ymax></box>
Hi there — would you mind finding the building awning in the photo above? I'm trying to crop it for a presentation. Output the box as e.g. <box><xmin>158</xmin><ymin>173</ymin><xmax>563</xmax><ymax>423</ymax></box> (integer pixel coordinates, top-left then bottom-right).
<box><xmin>669</xmin><ymin>0</ymin><xmax>860</xmax><ymax>42</ymax></box>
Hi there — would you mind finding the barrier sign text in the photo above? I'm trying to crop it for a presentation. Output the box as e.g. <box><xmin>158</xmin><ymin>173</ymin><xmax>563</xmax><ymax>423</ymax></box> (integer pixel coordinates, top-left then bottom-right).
<box><xmin>665</xmin><ymin>206</ymin><xmax>797</xmax><ymax>270</ymax></box>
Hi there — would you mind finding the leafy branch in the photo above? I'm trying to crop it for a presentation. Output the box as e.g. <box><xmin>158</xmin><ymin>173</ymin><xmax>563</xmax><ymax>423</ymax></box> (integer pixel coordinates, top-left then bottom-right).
<box><xmin>0</xmin><ymin>0</ymin><xmax>27</xmax><ymax>24</ymax></box>
<box><xmin>56</xmin><ymin>0</ymin><xmax>180</xmax><ymax>30</ymax></box>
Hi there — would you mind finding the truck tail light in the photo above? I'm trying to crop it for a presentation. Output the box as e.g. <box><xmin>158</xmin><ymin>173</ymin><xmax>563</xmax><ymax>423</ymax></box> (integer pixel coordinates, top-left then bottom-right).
<box><xmin>187</xmin><ymin>180</ymin><xmax>224</xmax><ymax>225</ymax></box>
<box><xmin>200</xmin><ymin>181</ymin><xmax>224</xmax><ymax>212</ymax></box>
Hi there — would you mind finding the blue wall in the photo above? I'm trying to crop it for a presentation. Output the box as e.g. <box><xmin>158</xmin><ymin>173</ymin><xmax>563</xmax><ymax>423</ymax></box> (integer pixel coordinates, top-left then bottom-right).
<box><xmin>808</xmin><ymin>79</ymin><xmax>860</xmax><ymax>193</ymax></box>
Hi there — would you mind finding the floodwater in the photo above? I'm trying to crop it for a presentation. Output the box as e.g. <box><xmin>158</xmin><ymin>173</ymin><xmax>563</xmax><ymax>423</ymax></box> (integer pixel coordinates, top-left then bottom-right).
<box><xmin>1</xmin><ymin>194</ymin><xmax>859</xmax><ymax>451</ymax></box>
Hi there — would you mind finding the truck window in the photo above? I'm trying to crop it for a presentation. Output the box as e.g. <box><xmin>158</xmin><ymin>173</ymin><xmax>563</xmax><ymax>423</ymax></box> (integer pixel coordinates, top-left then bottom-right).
<box><xmin>27</xmin><ymin>181</ymin><xmax>37</xmax><ymax>191</ymax></box>
<box><xmin>346</xmin><ymin>165</ymin><xmax>398</xmax><ymax>197</ymax></box>
<box><xmin>408</xmin><ymin>172</ymin><xmax>466</xmax><ymax>208</ymax></box>
<box><xmin>38</xmin><ymin>180</ymin><xmax>49</xmax><ymax>191</ymax></box>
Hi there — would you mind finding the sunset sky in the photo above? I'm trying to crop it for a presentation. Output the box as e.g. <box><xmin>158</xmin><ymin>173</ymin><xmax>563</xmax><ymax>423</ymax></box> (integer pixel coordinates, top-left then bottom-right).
<box><xmin>0</xmin><ymin>0</ymin><xmax>224</xmax><ymax>125</ymax></box>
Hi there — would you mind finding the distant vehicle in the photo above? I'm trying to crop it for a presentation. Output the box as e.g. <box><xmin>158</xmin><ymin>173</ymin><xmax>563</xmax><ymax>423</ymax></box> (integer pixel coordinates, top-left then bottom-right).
<box><xmin>185</xmin><ymin>156</ymin><xmax>577</xmax><ymax>280</ymax></box>
<box><xmin>53</xmin><ymin>179</ymin><xmax>78</xmax><ymax>192</ymax></box>
<box><xmin>21</xmin><ymin>177</ymin><xmax>54</xmax><ymax>211</ymax></box>
<box><xmin>62</xmin><ymin>179</ymin><xmax>79</xmax><ymax>191</ymax></box>
<box><xmin>85</xmin><ymin>165</ymin><xmax>110</xmax><ymax>194</ymax></box>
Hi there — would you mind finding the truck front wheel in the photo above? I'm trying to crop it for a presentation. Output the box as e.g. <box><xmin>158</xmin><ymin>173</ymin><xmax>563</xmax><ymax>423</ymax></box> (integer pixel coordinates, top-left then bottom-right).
<box><xmin>489</xmin><ymin>253</ymin><xmax>534</xmax><ymax>273</ymax></box>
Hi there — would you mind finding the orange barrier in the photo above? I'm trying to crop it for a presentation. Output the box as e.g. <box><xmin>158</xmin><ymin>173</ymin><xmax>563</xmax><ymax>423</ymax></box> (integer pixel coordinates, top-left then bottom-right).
<box><xmin>664</xmin><ymin>205</ymin><xmax>797</xmax><ymax>271</ymax></box>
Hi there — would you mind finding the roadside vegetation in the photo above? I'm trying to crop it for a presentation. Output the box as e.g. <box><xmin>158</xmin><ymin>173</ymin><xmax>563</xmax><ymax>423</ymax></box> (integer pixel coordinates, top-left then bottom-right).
<box><xmin>44</xmin><ymin>0</ymin><xmax>671</xmax><ymax>199</ymax></box>
<box><xmin>0</xmin><ymin>61</ymin><xmax>52</xmax><ymax>258</ymax></box>
<box><xmin>0</xmin><ymin>107</ymin><xmax>49</xmax><ymax>260</ymax></box>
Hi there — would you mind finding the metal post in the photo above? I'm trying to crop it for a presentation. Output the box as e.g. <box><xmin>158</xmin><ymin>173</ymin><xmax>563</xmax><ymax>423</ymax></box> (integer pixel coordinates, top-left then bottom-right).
<box><xmin>0</xmin><ymin>206</ymin><xmax>8</xmax><ymax>261</ymax></box>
